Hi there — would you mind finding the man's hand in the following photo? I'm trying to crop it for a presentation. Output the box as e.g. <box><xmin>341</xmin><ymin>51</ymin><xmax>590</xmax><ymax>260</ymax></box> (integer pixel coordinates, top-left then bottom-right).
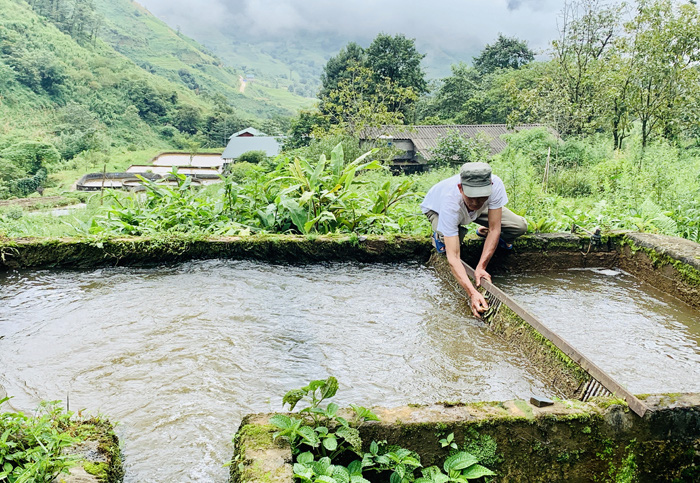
<box><xmin>474</xmin><ymin>267</ymin><xmax>491</xmax><ymax>287</ymax></box>
<box><xmin>469</xmin><ymin>290</ymin><xmax>489</xmax><ymax>318</ymax></box>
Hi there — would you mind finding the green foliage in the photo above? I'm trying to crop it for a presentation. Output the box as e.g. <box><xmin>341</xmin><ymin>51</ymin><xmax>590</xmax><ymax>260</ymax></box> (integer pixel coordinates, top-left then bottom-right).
<box><xmin>225</xmin><ymin>161</ymin><xmax>265</xmax><ymax>183</ymax></box>
<box><xmin>319</xmin><ymin>66</ymin><xmax>418</xmax><ymax>137</ymax></box>
<box><xmin>365</xmin><ymin>33</ymin><xmax>428</xmax><ymax>97</ymax></box>
<box><xmin>0</xmin><ymin>397</ymin><xmax>79</xmax><ymax>482</ymax></box>
<box><xmin>429</xmin><ymin>130</ymin><xmax>492</xmax><ymax>167</ymax></box>
<box><xmin>6</xmin><ymin>168</ymin><xmax>47</xmax><ymax>198</ymax></box>
<box><xmin>472</xmin><ymin>34</ymin><xmax>534</xmax><ymax>75</ymax></box>
<box><xmin>438</xmin><ymin>433</ymin><xmax>458</xmax><ymax>451</ymax></box>
<box><xmin>237</xmin><ymin>150</ymin><xmax>268</xmax><ymax>164</ymax></box>
<box><xmin>316</xmin><ymin>33</ymin><xmax>425</xmax><ymax>135</ymax></box>
<box><xmin>270</xmin><ymin>379</ymin><xmax>495</xmax><ymax>483</ymax></box>
<box><xmin>319</xmin><ymin>42</ymin><xmax>366</xmax><ymax>104</ymax></box>
<box><xmin>0</xmin><ymin>142</ymin><xmax>61</xmax><ymax>175</ymax></box>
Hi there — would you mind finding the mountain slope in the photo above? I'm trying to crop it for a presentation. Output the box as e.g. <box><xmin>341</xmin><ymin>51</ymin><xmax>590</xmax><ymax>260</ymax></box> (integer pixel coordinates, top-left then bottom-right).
<box><xmin>93</xmin><ymin>0</ymin><xmax>314</xmax><ymax>118</ymax></box>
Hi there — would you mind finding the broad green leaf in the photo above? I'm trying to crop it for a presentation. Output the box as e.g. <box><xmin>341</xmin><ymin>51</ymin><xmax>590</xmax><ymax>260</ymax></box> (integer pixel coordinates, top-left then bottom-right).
<box><xmin>313</xmin><ymin>456</ymin><xmax>332</xmax><ymax>476</ymax></box>
<box><xmin>326</xmin><ymin>402</ymin><xmax>339</xmax><ymax>417</ymax></box>
<box><xmin>330</xmin><ymin>143</ymin><xmax>344</xmax><ymax>179</ymax></box>
<box><xmin>332</xmin><ymin>465</ymin><xmax>350</xmax><ymax>483</ymax></box>
<box><xmin>349</xmin><ymin>476</ymin><xmax>371</xmax><ymax>483</ymax></box>
<box><xmin>316</xmin><ymin>475</ymin><xmax>337</xmax><ymax>483</ymax></box>
<box><xmin>369</xmin><ymin>441</ymin><xmax>379</xmax><ymax>455</ymax></box>
<box><xmin>305</xmin><ymin>380</ymin><xmax>328</xmax><ymax>392</ymax></box>
<box><xmin>297</xmin><ymin>452</ymin><xmax>314</xmax><ymax>465</ymax></box>
<box><xmin>347</xmin><ymin>460</ymin><xmax>363</xmax><ymax>476</ymax></box>
<box><xmin>336</xmin><ymin>426</ymin><xmax>362</xmax><ymax>451</ymax></box>
<box><xmin>321</xmin><ymin>376</ymin><xmax>339</xmax><ymax>399</ymax></box>
<box><xmin>310</xmin><ymin>154</ymin><xmax>326</xmax><ymax>188</ymax></box>
<box><xmin>269</xmin><ymin>414</ymin><xmax>292</xmax><ymax>430</ymax></box>
<box><xmin>323</xmin><ymin>435</ymin><xmax>338</xmax><ymax>451</ymax></box>
<box><xmin>390</xmin><ymin>470</ymin><xmax>403</xmax><ymax>483</ymax></box>
<box><xmin>282</xmin><ymin>389</ymin><xmax>306</xmax><ymax>411</ymax></box>
<box><xmin>461</xmin><ymin>464</ymin><xmax>496</xmax><ymax>479</ymax></box>
<box><xmin>298</xmin><ymin>426</ymin><xmax>320</xmax><ymax>447</ymax></box>
<box><xmin>293</xmin><ymin>463</ymin><xmax>313</xmax><ymax>478</ymax></box>
<box><xmin>443</xmin><ymin>452</ymin><xmax>478</xmax><ymax>472</ymax></box>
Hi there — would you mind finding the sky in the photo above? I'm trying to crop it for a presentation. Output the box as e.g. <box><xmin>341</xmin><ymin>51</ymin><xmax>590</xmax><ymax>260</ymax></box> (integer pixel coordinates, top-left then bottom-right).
<box><xmin>135</xmin><ymin>0</ymin><xmax>566</xmax><ymax>57</ymax></box>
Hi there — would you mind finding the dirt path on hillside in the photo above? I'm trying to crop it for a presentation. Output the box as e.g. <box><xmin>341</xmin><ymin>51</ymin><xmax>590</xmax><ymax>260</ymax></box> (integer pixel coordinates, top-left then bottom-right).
<box><xmin>239</xmin><ymin>75</ymin><xmax>247</xmax><ymax>93</ymax></box>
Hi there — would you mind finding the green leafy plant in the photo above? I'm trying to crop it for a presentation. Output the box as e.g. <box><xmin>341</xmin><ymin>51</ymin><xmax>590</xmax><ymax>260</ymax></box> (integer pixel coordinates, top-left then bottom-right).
<box><xmin>439</xmin><ymin>433</ymin><xmax>458</xmax><ymax>450</ymax></box>
<box><xmin>0</xmin><ymin>397</ymin><xmax>80</xmax><ymax>483</ymax></box>
<box><xmin>269</xmin><ymin>379</ymin><xmax>496</xmax><ymax>483</ymax></box>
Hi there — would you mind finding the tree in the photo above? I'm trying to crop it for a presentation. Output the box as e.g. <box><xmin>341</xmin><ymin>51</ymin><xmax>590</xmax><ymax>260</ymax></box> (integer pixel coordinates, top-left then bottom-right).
<box><xmin>625</xmin><ymin>0</ymin><xmax>700</xmax><ymax>147</ymax></box>
<box><xmin>548</xmin><ymin>0</ymin><xmax>621</xmax><ymax>136</ymax></box>
<box><xmin>318</xmin><ymin>34</ymin><xmax>427</xmax><ymax>122</ymax></box>
<box><xmin>318</xmin><ymin>66</ymin><xmax>417</xmax><ymax>137</ymax></box>
<box><xmin>283</xmin><ymin>111</ymin><xmax>330</xmax><ymax>150</ymax></box>
<box><xmin>206</xmin><ymin>112</ymin><xmax>245</xmax><ymax>147</ymax></box>
<box><xmin>319</xmin><ymin>42</ymin><xmax>365</xmax><ymax>107</ymax></box>
<box><xmin>365</xmin><ymin>33</ymin><xmax>427</xmax><ymax>94</ymax></box>
<box><xmin>0</xmin><ymin>142</ymin><xmax>61</xmax><ymax>175</ymax></box>
<box><xmin>9</xmin><ymin>49</ymin><xmax>67</xmax><ymax>97</ymax></box>
<box><xmin>173</xmin><ymin>105</ymin><xmax>202</xmax><ymax>135</ymax></box>
<box><xmin>434</xmin><ymin>63</ymin><xmax>482</xmax><ymax>119</ymax></box>
<box><xmin>473</xmin><ymin>34</ymin><xmax>535</xmax><ymax>75</ymax></box>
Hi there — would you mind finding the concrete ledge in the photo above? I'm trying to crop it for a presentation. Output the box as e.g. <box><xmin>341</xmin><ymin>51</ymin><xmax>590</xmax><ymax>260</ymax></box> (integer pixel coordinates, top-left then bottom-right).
<box><xmin>618</xmin><ymin>233</ymin><xmax>700</xmax><ymax>309</ymax></box>
<box><xmin>231</xmin><ymin>394</ymin><xmax>700</xmax><ymax>482</ymax></box>
<box><xmin>58</xmin><ymin>418</ymin><xmax>123</xmax><ymax>483</ymax></box>
<box><xmin>0</xmin><ymin>232</ymin><xmax>620</xmax><ymax>272</ymax></box>
<box><xmin>0</xmin><ymin>235</ymin><xmax>434</xmax><ymax>270</ymax></box>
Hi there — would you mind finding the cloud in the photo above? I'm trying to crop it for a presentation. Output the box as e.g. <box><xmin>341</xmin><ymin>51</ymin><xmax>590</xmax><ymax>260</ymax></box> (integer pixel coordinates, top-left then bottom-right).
<box><xmin>136</xmin><ymin>0</ymin><xmax>563</xmax><ymax>57</ymax></box>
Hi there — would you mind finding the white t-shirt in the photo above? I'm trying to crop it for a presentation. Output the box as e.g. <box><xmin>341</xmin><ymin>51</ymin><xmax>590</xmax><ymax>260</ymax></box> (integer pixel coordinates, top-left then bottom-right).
<box><xmin>420</xmin><ymin>174</ymin><xmax>508</xmax><ymax>237</ymax></box>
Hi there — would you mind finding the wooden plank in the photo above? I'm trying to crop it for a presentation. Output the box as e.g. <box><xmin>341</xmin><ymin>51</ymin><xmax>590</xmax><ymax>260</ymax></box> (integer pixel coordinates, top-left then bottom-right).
<box><xmin>461</xmin><ymin>261</ymin><xmax>650</xmax><ymax>418</ymax></box>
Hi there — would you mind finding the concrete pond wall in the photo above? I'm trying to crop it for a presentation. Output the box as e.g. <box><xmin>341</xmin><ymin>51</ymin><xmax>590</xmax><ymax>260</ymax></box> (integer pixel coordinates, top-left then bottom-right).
<box><xmin>231</xmin><ymin>394</ymin><xmax>700</xmax><ymax>483</ymax></box>
<box><xmin>1</xmin><ymin>231</ymin><xmax>699</xmax><ymax>481</ymax></box>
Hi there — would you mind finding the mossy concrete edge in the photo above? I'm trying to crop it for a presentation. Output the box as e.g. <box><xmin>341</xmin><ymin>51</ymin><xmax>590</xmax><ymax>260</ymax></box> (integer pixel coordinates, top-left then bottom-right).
<box><xmin>0</xmin><ymin>235</ymin><xmax>433</xmax><ymax>270</ymax></box>
<box><xmin>617</xmin><ymin>233</ymin><xmax>700</xmax><ymax>309</ymax></box>
<box><xmin>0</xmin><ymin>232</ymin><xmax>615</xmax><ymax>271</ymax></box>
<box><xmin>59</xmin><ymin>418</ymin><xmax>124</xmax><ymax>483</ymax></box>
<box><xmin>231</xmin><ymin>394</ymin><xmax>700</xmax><ymax>482</ymax></box>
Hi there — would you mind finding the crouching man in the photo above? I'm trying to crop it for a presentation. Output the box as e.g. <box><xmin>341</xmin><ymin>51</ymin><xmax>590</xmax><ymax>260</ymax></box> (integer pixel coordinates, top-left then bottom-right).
<box><xmin>421</xmin><ymin>162</ymin><xmax>527</xmax><ymax>318</ymax></box>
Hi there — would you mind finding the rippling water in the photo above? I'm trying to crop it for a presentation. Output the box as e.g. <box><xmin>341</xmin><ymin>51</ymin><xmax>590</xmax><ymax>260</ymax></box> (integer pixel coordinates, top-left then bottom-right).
<box><xmin>0</xmin><ymin>260</ymin><xmax>549</xmax><ymax>482</ymax></box>
<box><xmin>494</xmin><ymin>267</ymin><xmax>700</xmax><ymax>394</ymax></box>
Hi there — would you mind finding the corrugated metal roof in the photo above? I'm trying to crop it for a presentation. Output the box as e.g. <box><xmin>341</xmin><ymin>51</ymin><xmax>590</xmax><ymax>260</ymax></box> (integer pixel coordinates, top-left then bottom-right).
<box><xmin>362</xmin><ymin>124</ymin><xmax>550</xmax><ymax>160</ymax></box>
<box><xmin>221</xmin><ymin>136</ymin><xmax>282</xmax><ymax>160</ymax></box>
<box><xmin>152</xmin><ymin>153</ymin><xmax>224</xmax><ymax>168</ymax></box>
<box><xmin>230</xmin><ymin>127</ymin><xmax>267</xmax><ymax>138</ymax></box>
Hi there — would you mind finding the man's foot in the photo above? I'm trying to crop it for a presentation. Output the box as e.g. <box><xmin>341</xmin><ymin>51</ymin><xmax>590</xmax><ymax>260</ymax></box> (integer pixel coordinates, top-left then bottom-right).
<box><xmin>475</xmin><ymin>227</ymin><xmax>513</xmax><ymax>250</ymax></box>
<box><xmin>432</xmin><ymin>232</ymin><xmax>446</xmax><ymax>254</ymax></box>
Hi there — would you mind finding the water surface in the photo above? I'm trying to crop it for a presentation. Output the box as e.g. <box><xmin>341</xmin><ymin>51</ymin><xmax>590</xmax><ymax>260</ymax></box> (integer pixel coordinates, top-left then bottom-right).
<box><xmin>0</xmin><ymin>260</ymin><xmax>548</xmax><ymax>482</ymax></box>
<box><xmin>494</xmin><ymin>268</ymin><xmax>700</xmax><ymax>394</ymax></box>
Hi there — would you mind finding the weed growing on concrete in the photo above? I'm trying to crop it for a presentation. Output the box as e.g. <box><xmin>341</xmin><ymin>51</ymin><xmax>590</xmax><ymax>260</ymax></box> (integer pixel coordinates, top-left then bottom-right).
<box><xmin>0</xmin><ymin>397</ymin><xmax>79</xmax><ymax>482</ymax></box>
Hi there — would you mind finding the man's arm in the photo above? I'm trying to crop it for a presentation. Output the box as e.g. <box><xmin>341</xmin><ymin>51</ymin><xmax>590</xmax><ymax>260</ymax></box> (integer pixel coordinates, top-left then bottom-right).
<box><xmin>444</xmin><ymin>235</ymin><xmax>488</xmax><ymax>318</ymax></box>
<box><xmin>474</xmin><ymin>207</ymin><xmax>502</xmax><ymax>287</ymax></box>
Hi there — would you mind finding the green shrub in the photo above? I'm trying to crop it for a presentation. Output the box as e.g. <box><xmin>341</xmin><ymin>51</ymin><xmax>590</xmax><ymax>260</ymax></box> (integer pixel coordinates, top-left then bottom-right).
<box><xmin>226</xmin><ymin>161</ymin><xmax>264</xmax><ymax>183</ymax></box>
<box><xmin>549</xmin><ymin>167</ymin><xmax>593</xmax><ymax>197</ymax></box>
<box><xmin>0</xmin><ymin>141</ymin><xmax>61</xmax><ymax>174</ymax></box>
<box><xmin>236</xmin><ymin>150</ymin><xmax>268</xmax><ymax>164</ymax></box>
<box><xmin>0</xmin><ymin>398</ymin><xmax>79</xmax><ymax>482</ymax></box>
<box><xmin>429</xmin><ymin>130</ymin><xmax>492</xmax><ymax>166</ymax></box>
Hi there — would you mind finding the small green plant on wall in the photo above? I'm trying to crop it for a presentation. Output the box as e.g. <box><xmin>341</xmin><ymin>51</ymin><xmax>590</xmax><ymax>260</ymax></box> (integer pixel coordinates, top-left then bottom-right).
<box><xmin>270</xmin><ymin>377</ymin><xmax>496</xmax><ymax>483</ymax></box>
